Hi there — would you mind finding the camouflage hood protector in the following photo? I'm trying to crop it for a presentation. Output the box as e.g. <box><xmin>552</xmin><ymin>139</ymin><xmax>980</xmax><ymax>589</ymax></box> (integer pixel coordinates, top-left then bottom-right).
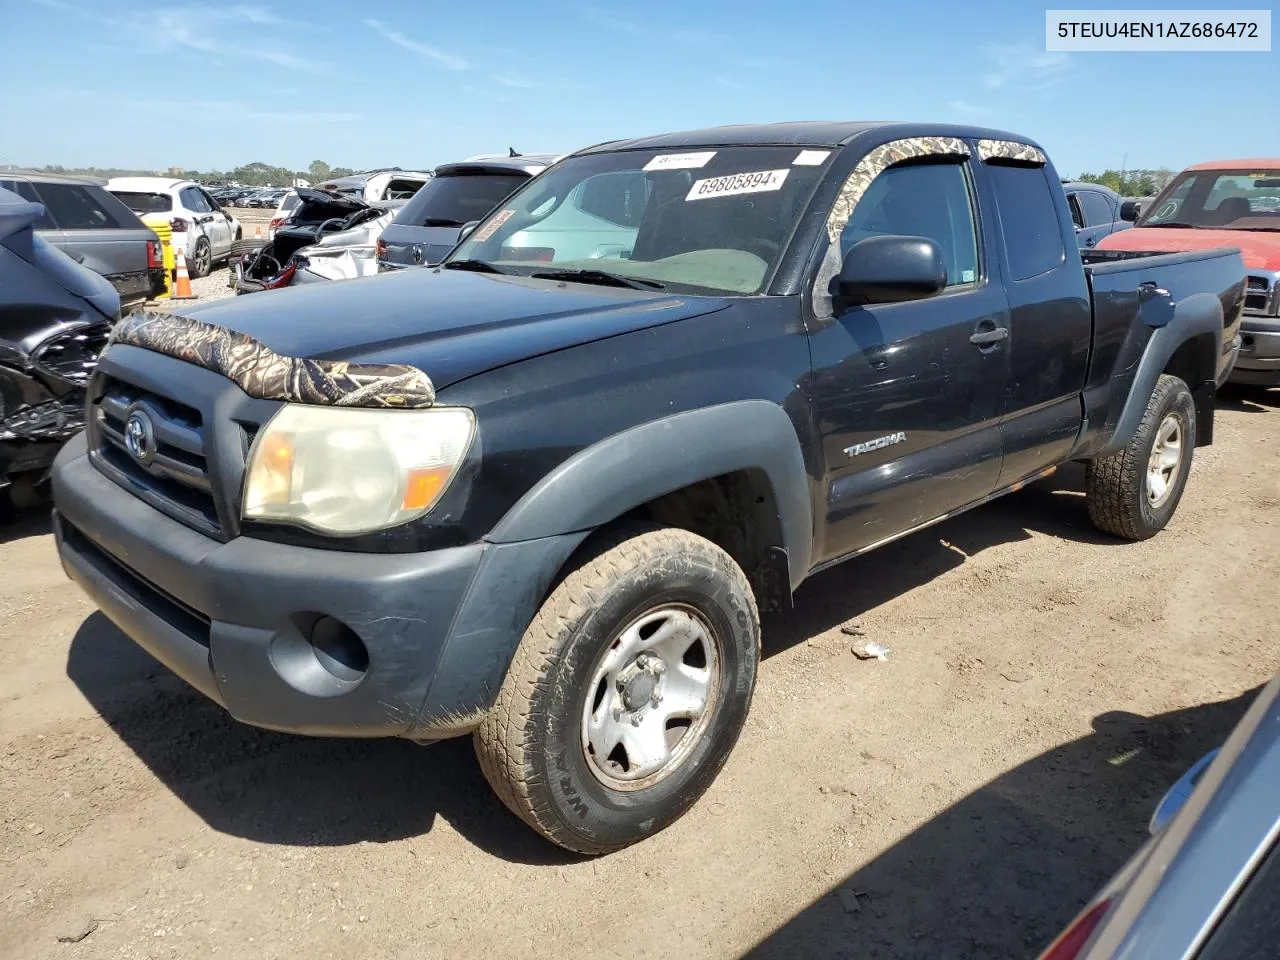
<box><xmin>106</xmin><ymin>310</ymin><xmax>436</xmax><ymax>408</ymax></box>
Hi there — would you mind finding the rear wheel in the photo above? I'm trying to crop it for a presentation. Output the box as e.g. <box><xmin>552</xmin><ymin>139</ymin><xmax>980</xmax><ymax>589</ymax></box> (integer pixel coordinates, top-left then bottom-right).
<box><xmin>189</xmin><ymin>237</ymin><xmax>212</xmax><ymax>278</ymax></box>
<box><xmin>474</xmin><ymin>524</ymin><xmax>760</xmax><ymax>854</ymax></box>
<box><xmin>1086</xmin><ymin>373</ymin><xmax>1196</xmax><ymax>540</ymax></box>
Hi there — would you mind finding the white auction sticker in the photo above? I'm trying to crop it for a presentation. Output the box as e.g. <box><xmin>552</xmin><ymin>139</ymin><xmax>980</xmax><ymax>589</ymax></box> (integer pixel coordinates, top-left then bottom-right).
<box><xmin>793</xmin><ymin>149</ymin><xmax>831</xmax><ymax>166</ymax></box>
<box><xmin>644</xmin><ymin>151</ymin><xmax>716</xmax><ymax>171</ymax></box>
<box><xmin>472</xmin><ymin>209</ymin><xmax>514</xmax><ymax>242</ymax></box>
<box><xmin>686</xmin><ymin>169</ymin><xmax>790</xmax><ymax>201</ymax></box>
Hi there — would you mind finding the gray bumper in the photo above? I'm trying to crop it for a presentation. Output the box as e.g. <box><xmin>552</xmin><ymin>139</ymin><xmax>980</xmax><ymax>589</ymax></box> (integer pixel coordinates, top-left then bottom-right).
<box><xmin>1231</xmin><ymin>320</ymin><xmax>1280</xmax><ymax>386</ymax></box>
<box><xmin>53</xmin><ymin>434</ymin><xmax>585</xmax><ymax>738</ymax></box>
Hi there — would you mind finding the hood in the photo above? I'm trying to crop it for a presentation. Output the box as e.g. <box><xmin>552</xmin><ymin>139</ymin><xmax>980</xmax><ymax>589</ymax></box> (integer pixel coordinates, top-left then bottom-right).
<box><xmin>181</xmin><ymin>267</ymin><xmax>727</xmax><ymax>389</ymax></box>
<box><xmin>1097</xmin><ymin>226</ymin><xmax>1280</xmax><ymax>272</ymax></box>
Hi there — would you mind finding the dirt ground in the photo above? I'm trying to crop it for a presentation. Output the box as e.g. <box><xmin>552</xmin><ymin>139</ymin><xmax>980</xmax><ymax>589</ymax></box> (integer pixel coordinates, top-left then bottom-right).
<box><xmin>2</xmin><ymin>385</ymin><xmax>1278</xmax><ymax>960</ymax></box>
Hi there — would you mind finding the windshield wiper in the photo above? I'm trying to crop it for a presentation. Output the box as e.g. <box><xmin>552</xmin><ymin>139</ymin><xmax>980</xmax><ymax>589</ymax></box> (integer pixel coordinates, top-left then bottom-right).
<box><xmin>442</xmin><ymin>258</ymin><xmax>508</xmax><ymax>275</ymax></box>
<box><xmin>421</xmin><ymin>217</ymin><xmax>467</xmax><ymax>227</ymax></box>
<box><xmin>529</xmin><ymin>268</ymin><xmax>666</xmax><ymax>291</ymax></box>
<box><xmin>1145</xmin><ymin>221</ymin><xmax>1201</xmax><ymax>229</ymax></box>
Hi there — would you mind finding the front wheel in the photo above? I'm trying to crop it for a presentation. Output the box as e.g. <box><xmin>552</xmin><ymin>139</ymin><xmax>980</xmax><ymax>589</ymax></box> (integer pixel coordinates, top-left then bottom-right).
<box><xmin>1085</xmin><ymin>373</ymin><xmax>1196</xmax><ymax>540</ymax></box>
<box><xmin>474</xmin><ymin>524</ymin><xmax>760</xmax><ymax>854</ymax></box>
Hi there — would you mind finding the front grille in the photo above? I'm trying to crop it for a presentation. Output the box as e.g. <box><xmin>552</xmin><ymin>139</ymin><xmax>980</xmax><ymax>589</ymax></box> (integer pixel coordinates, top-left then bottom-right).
<box><xmin>91</xmin><ymin>376</ymin><xmax>222</xmax><ymax>537</ymax></box>
<box><xmin>1247</xmin><ymin>276</ymin><xmax>1269</xmax><ymax>292</ymax></box>
<box><xmin>1245</xmin><ymin>275</ymin><xmax>1276</xmax><ymax>316</ymax></box>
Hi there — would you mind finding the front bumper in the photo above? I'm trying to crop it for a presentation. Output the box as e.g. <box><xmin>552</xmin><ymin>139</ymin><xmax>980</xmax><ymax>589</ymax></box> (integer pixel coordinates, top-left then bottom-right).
<box><xmin>1230</xmin><ymin>320</ymin><xmax>1280</xmax><ymax>386</ymax></box>
<box><xmin>52</xmin><ymin>434</ymin><xmax>584</xmax><ymax>739</ymax></box>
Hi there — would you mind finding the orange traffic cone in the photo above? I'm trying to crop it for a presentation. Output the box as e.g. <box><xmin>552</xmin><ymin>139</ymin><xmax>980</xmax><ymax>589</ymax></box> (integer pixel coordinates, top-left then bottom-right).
<box><xmin>171</xmin><ymin>246</ymin><xmax>196</xmax><ymax>300</ymax></box>
<box><xmin>255</xmin><ymin>224</ymin><xmax>263</xmax><ymax>239</ymax></box>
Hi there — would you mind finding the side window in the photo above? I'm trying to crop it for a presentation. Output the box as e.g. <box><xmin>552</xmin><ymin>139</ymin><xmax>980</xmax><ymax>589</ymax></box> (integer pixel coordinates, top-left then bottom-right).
<box><xmin>841</xmin><ymin>161</ymin><xmax>979</xmax><ymax>287</ymax></box>
<box><xmin>0</xmin><ymin>180</ymin><xmax>55</xmax><ymax>229</ymax></box>
<box><xmin>183</xmin><ymin>187</ymin><xmax>211</xmax><ymax>213</ymax></box>
<box><xmin>199</xmin><ymin>189</ymin><xmax>222</xmax><ymax>212</ymax></box>
<box><xmin>575</xmin><ymin>172</ymin><xmax>650</xmax><ymax>228</ymax></box>
<box><xmin>1067</xmin><ymin>193</ymin><xmax>1085</xmax><ymax>228</ymax></box>
<box><xmin>987</xmin><ymin>165</ymin><xmax>1066</xmax><ymax>281</ymax></box>
<box><xmin>30</xmin><ymin>183</ymin><xmax>124</xmax><ymax>230</ymax></box>
<box><xmin>1079</xmin><ymin>190</ymin><xmax>1114</xmax><ymax>226</ymax></box>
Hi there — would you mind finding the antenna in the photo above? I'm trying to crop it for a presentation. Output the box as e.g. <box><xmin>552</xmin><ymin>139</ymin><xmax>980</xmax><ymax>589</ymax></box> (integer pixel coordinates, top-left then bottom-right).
<box><xmin>509</xmin><ymin>147</ymin><xmax>521</xmax><ymax>158</ymax></box>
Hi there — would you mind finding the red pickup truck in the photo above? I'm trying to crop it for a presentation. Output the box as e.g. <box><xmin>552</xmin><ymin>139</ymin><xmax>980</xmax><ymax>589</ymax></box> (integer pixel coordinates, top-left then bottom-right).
<box><xmin>1097</xmin><ymin>158</ymin><xmax>1280</xmax><ymax>387</ymax></box>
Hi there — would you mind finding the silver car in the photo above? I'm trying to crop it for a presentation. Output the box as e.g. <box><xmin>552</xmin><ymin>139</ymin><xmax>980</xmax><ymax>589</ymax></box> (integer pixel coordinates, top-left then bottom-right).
<box><xmin>1039</xmin><ymin>672</ymin><xmax>1280</xmax><ymax>959</ymax></box>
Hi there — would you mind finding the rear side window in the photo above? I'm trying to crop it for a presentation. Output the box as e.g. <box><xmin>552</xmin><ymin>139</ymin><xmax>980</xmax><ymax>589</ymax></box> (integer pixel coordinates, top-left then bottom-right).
<box><xmin>31</xmin><ymin>182</ymin><xmax>131</xmax><ymax>230</ymax></box>
<box><xmin>112</xmin><ymin>191</ymin><xmax>173</xmax><ymax>215</ymax></box>
<box><xmin>182</xmin><ymin>187</ymin><xmax>212</xmax><ymax>213</ymax></box>
<box><xmin>1079</xmin><ymin>190</ymin><xmax>1114</xmax><ymax>226</ymax></box>
<box><xmin>987</xmin><ymin>165</ymin><xmax>1066</xmax><ymax>280</ymax></box>
<box><xmin>395</xmin><ymin>171</ymin><xmax>529</xmax><ymax>227</ymax></box>
<box><xmin>841</xmin><ymin>160</ymin><xmax>980</xmax><ymax>287</ymax></box>
<box><xmin>0</xmin><ymin>179</ymin><xmax>55</xmax><ymax>228</ymax></box>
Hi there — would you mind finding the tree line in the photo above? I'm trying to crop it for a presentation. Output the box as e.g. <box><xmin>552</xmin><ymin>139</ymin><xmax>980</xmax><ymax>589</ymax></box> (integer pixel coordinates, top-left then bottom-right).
<box><xmin>1075</xmin><ymin>168</ymin><xmax>1176</xmax><ymax>197</ymax></box>
<box><xmin>4</xmin><ymin>160</ymin><xmax>382</xmax><ymax>187</ymax></box>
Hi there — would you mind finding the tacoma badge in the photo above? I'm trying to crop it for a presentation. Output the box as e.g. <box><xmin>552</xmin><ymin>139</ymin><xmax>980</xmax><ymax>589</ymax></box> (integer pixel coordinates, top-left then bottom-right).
<box><xmin>844</xmin><ymin>431</ymin><xmax>906</xmax><ymax>458</ymax></box>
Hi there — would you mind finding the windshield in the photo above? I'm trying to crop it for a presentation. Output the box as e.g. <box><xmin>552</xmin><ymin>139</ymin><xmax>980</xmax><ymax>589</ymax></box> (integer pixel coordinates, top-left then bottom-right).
<box><xmin>395</xmin><ymin>169</ymin><xmax>530</xmax><ymax>227</ymax></box>
<box><xmin>445</xmin><ymin>146</ymin><xmax>831</xmax><ymax>295</ymax></box>
<box><xmin>112</xmin><ymin>191</ymin><xmax>173</xmax><ymax>214</ymax></box>
<box><xmin>1140</xmin><ymin>169</ymin><xmax>1280</xmax><ymax>230</ymax></box>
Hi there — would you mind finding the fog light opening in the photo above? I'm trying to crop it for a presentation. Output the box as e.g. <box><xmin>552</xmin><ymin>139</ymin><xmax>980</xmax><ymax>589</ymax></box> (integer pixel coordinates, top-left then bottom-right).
<box><xmin>310</xmin><ymin>616</ymin><xmax>369</xmax><ymax>682</ymax></box>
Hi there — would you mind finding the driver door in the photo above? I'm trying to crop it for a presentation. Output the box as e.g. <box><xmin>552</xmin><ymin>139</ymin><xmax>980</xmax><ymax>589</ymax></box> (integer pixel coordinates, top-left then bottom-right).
<box><xmin>804</xmin><ymin>155</ymin><xmax>1011</xmax><ymax>562</ymax></box>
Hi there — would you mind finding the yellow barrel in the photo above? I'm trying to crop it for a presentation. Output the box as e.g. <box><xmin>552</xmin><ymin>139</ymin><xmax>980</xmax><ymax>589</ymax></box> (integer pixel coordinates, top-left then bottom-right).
<box><xmin>140</xmin><ymin>214</ymin><xmax>175</xmax><ymax>299</ymax></box>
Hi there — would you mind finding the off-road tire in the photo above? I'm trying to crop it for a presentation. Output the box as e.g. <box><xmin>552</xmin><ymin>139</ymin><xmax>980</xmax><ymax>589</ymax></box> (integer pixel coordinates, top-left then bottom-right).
<box><xmin>1086</xmin><ymin>373</ymin><xmax>1196</xmax><ymax>540</ymax></box>
<box><xmin>189</xmin><ymin>238</ymin><xmax>212</xmax><ymax>278</ymax></box>
<box><xmin>229</xmin><ymin>238</ymin><xmax>268</xmax><ymax>257</ymax></box>
<box><xmin>474</xmin><ymin>523</ymin><xmax>760</xmax><ymax>855</ymax></box>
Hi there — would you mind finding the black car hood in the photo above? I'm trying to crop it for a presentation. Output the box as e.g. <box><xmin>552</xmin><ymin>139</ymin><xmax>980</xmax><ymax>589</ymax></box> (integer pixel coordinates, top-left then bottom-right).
<box><xmin>292</xmin><ymin>187</ymin><xmax>371</xmax><ymax>221</ymax></box>
<box><xmin>181</xmin><ymin>267</ymin><xmax>729</xmax><ymax>390</ymax></box>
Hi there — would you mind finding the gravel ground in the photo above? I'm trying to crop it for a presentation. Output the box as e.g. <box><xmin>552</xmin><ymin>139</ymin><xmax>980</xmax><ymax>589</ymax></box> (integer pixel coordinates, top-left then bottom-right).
<box><xmin>1</xmin><ymin>369</ymin><xmax>1278</xmax><ymax>958</ymax></box>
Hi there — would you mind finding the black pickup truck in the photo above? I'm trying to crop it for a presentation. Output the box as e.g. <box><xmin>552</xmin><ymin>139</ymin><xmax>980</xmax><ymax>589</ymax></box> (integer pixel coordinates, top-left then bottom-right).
<box><xmin>51</xmin><ymin>122</ymin><xmax>1244</xmax><ymax>854</ymax></box>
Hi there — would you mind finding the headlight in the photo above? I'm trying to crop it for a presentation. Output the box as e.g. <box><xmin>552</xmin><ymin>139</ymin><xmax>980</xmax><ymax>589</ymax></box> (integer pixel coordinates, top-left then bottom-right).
<box><xmin>243</xmin><ymin>405</ymin><xmax>475</xmax><ymax>536</ymax></box>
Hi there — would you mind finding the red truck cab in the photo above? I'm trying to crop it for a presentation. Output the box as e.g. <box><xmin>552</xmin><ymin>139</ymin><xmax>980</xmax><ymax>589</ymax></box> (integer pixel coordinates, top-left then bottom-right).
<box><xmin>1097</xmin><ymin>159</ymin><xmax>1280</xmax><ymax>386</ymax></box>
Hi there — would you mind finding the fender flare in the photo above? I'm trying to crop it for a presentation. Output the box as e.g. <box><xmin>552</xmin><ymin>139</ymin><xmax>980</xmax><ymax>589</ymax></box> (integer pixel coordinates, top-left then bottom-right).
<box><xmin>488</xmin><ymin>400</ymin><xmax>814</xmax><ymax>589</ymax></box>
<box><xmin>1093</xmin><ymin>291</ymin><xmax>1223</xmax><ymax>459</ymax></box>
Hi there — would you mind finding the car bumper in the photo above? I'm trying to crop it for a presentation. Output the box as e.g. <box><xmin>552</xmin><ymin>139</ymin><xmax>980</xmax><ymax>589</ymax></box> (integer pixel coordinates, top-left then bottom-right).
<box><xmin>1230</xmin><ymin>320</ymin><xmax>1280</xmax><ymax>386</ymax></box>
<box><xmin>52</xmin><ymin>434</ymin><xmax>585</xmax><ymax>739</ymax></box>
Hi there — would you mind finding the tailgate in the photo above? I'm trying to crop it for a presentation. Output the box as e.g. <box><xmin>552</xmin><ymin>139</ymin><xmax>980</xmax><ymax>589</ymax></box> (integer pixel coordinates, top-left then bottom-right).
<box><xmin>54</xmin><ymin>228</ymin><xmax>152</xmax><ymax>302</ymax></box>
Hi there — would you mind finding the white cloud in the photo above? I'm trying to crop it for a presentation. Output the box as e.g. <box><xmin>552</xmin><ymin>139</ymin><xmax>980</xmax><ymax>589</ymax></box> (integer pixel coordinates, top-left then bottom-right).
<box><xmin>715</xmin><ymin>77</ymin><xmax>747</xmax><ymax>91</ymax></box>
<box><xmin>983</xmin><ymin>43</ymin><xmax>1071</xmax><ymax>91</ymax></box>
<box><xmin>364</xmin><ymin>19</ymin><xmax>470</xmax><ymax>71</ymax></box>
<box><xmin>491</xmin><ymin>73</ymin><xmax>536</xmax><ymax>89</ymax></box>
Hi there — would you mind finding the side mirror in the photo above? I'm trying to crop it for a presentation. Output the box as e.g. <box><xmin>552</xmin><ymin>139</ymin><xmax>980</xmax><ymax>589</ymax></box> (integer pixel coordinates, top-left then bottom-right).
<box><xmin>1120</xmin><ymin>200</ymin><xmax>1141</xmax><ymax>222</ymax></box>
<box><xmin>832</xmin><ymin>235</ymin><xmax>948</xmax><ymax>307</ymax></box>
<box><xmin>458</xmin><ymin>220</ymin><xmax>481</xmax><ymax>241</ymax></box>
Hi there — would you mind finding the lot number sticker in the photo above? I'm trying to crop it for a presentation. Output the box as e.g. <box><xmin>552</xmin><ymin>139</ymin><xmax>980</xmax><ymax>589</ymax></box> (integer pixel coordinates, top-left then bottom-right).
<box><xmin>472</xmin><ymin>209</ymin><xmax>515</xmax><ymax>242</ymax></box>
<box><xmin>686</xmin><ymin>169</ymin><xmax>790</xmax><ymax>201</ymax></box>
<box><xmin>644</xmin><ymin>151</ymin><xmax>716</xmax><ymax>171</ymax></box>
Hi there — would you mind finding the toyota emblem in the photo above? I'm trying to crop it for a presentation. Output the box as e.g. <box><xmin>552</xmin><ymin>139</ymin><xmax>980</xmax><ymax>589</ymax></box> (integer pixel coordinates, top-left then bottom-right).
<box><xmin>123</xmin><ymin>407</ymin><xmax>156</xmax><ymax>464</ymax></box>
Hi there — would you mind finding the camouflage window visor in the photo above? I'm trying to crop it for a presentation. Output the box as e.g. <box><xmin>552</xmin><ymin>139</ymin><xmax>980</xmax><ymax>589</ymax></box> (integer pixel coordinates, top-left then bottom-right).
<box><xmin>825</xmin><ymin>136</ymin><xmax>972</xmax><ymax>245</ymax></box>
<box><xmin>106</xmin><ymin>310</ymin><xmax>436</xmax><ymax>409</ymax></box>
<box><xmin>976</xmin><ymin>139</ymin><xmax>1048</xmax><ymax>166</ymax></box>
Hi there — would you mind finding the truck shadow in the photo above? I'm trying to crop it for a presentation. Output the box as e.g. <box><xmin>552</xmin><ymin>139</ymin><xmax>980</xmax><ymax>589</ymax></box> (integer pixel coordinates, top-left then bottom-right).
<box><xmin>1217</xmin><ymin>384</ymin><xmax>1280</xmax><ymax>413</ymax></box>
<box><xmin>0</xmin><ymin>504</ymin><xmax>53</xmax><ymax>544</ymax></box>
<box><xmin>742</xmin><ymin>686</ymin><xmax>1261</xmax><ymax>960</ymax></box>
<box><xmin>764</xmin><ymin>462</ymin><xmax>1112</xmax><ymax>656</ymax></box>
<box><xmin>61</xmin><ymin>463</ymin><xmax>1141</xmax><ymax>864</ymax></box>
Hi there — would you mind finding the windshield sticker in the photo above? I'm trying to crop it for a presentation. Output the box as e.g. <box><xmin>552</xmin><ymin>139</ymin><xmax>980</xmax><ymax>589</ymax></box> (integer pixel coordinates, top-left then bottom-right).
<box><xmin>644</xmin><ymin>151</ymin><xmax>716</xmax><ymax>172</ymax></box>
<box><xmin>793</xmin><ymin>150</ymin><xmax>831</xmax><ymax>166</ymax></box>
<box><xmin>472</xmin><ymin>208</ymin><xmax>515</xmax><ymax>243</ymax></box>
<box><xmin>686</xmin><ymin>169</ymin><xmax>790</xmax><ymax>201</ymax></box>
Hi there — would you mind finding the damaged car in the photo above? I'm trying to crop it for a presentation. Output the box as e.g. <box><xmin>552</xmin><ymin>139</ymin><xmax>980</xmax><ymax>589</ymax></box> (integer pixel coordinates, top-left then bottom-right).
<box><xmin>0</xmin><ymin>186</ymin><xmax>118</xmax><ymax>508</ymax></box>
<box><xmin>228</xmin><ymin>189</ymin><xmax>399</xmax><ymax>293</ymax></box>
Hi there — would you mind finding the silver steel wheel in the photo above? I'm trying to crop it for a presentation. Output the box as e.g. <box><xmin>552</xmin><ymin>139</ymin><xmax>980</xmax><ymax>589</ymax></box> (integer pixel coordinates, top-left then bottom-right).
<box><xmin>581</xmin><ymin>604</ymin><xmax>722</xmax><ymax>791</ymax></box>
<box><xmin>1146</xmin><ymin>413</ymin><xmax>1183</xmax><ymax>508</ymax></box>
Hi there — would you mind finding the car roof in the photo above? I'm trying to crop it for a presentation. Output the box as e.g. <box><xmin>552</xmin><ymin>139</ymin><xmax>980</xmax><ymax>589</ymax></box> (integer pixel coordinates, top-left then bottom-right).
<box><xmin>1185</xmin><ymin>158</ymin><xmax>1280</xmax><ymax>171</ymax></box>
<box><xmin>0</xmin><ymin>170</ymin><xmax>105</xmax><ymax>186</ymax></box>
<box><xmin>435</xmin><ymin>155</ymin><xmax>561</xmax><ymax>176</ymax></box>
<box><xmin>574</xmin><ymin>121</ymin><xmax>1037</xmax><ymax>154</ymax></box>
<box><xmin>1063</xmin><ymin>181</ymin><xmax>1119</xmax><ymax>197</ymax></box>
<box><xmin>106</xmin><ymin>176</ymin><xmax>191</xmax><ymax>192</ymax></box>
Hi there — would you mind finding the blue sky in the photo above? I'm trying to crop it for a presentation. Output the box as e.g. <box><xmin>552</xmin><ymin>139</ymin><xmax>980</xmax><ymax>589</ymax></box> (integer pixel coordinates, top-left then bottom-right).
<box><xmin>2</xmin><ymin>0</ymin><xmax>1276</xmax><ymax>177</ymax></box>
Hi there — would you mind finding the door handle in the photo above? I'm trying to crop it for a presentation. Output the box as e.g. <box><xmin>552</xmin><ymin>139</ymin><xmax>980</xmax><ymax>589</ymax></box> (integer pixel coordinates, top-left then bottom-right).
<box><xmin>969</xmin><ymin>326</ymin><xmax>1009</xmax><ymax>346</ymax></box>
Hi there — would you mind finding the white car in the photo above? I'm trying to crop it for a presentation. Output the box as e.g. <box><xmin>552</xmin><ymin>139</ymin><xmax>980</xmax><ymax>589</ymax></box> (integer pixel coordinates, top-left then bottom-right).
<box><xmin>107</xmin><ymin>177</ymin><xmax>242</xmax><ymax>277</ymax></box>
